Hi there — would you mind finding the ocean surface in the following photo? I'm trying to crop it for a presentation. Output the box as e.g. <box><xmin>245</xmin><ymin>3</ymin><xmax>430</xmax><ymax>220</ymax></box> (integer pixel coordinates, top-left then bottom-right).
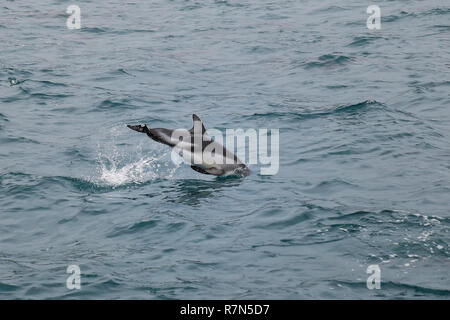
<box><xmin>0</xmin><ymin>0</ymin><xmax>449</xmax><ymax>299</ymax></box>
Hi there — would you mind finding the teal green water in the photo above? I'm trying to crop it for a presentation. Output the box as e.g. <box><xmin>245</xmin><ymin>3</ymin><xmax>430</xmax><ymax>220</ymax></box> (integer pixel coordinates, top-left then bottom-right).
<box><xmin>0</xmin><ymin>0</ymin><xmax>449</xmax><ymax>299</ymax></box>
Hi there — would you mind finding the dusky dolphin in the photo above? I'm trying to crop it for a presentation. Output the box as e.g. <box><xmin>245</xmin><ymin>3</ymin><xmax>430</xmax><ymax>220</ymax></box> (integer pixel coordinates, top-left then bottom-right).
<box><xmin>127</xmin><ymin>114</ymin><xmax>250</xmax><ymax>176</ymax></box>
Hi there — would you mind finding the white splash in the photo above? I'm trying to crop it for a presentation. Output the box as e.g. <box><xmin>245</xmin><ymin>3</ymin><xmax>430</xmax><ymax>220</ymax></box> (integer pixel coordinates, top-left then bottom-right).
<box><xmin>99</xmin><ymin>156</ymin><xmax>159</xmax><ymax>186</ymax></box>
<box><xmin>98</xmin><ymin>149</ymin><xmax>182</xmax><ymax>187</ymax></box>
<box><xmin>90</xmin><ymin>126</ymin><xmax>181</xmax><ymax>187</ymax></box>
<box><xmin>97</xmin><ymin>151</ymin><xmax>181</xmax><ymax>186</ymax></box>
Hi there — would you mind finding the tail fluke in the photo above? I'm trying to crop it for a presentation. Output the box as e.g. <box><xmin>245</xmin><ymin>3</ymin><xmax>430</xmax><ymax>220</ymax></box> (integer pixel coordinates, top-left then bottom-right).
<box><xmin>127</xmin><ymin>124</ymin><xmax>149</xmax><ymax>134</ymax></box>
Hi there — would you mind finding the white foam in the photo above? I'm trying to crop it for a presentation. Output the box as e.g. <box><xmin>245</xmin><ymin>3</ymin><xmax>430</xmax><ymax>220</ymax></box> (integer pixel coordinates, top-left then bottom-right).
<box><xmin>99</xmin><ymin>156</ymin><xmax>159</xmax><ymax>186</ymax></box>
<box><xmin>89</xmin><ymin>126</ymin><xmax>181</xmax><ymax>187</ymax></box>
<box><xmin>95</xmin><ymin>146</ymin><xmax>179</xmax><ymax>187</ymax></box>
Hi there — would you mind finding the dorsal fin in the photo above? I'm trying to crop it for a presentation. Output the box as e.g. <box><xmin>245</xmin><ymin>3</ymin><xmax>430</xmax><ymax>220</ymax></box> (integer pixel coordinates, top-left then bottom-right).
<box><xmin>190</xmin><ymin>114</ymin><xmax>206</xmax><ymax>135</ymax></box>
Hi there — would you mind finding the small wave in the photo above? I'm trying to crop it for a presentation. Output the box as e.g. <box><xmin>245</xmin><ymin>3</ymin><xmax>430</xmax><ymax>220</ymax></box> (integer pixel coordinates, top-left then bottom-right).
<box><xmin>414</xmin><ymin>81</ymin><xmax>450</xmax><ymax>90</ymax></box>
<box><xmin>109</xmin><ymin>68</ymin><xmax>135</xmax><ymax>77</ymax></box>
<box><xmin>257</xmin><ymin>13</ymin><xmax>288</xmax><ymax>20</ymax></box>
<box><xmin>107</xmin><ymin>219</ymin><xmax>159</xmax><ymax>238</ymax></box>
<box><xmin>431</xmin><ymin>25</ymin><xmax>450</xmax><ymax>30</ymax></box>
<box><xmin>383</xmin><ymin>7</ymin><xmax>449</xmax><ymax>23</ymax></box>
<box><xmin>94</xmin><ymin>98</ymin><xmax>136</xmax><ymax>112</ymax></box>
<box><xmin>243</xmin><ymin>100</ymin><xmax>381</xmax><ymax>121</ymax></box>
<box><xmin>180</xmin><ymin>3</ymin><xmax>204</xmax><ymax>11</ymax></box>
<box><xmin>248</xmin><ymin>46</ymin><xmax>276</xmax><ymax>54</ymax></box>
<box><xmin>257</xmin><ymin>211</ymin><xmax>313</xmax><ymax>230</ymax></box>
<box><xmin>214</xmin><ymin>0</ymin><xmax>247</xmax><ymax>8</ymax></box>
<box><xmin>32</xmin><ymin>80</ymin><xmax>68</xmax><ymax>87</ymax></box>
<box><xmin>0</xmin><ymin>65</ymin><xmax>33</xmax><ymax>78</ymax></box>
<box><xmin>422</xmin><ymin>8</ymin><xmax>450</xmax><ymax>16</ymax></box>
<box><xmin>383</xmin><ymin>11</ymin><xmax>417</xmax><ymax>23</ymax></box>
<box><xmin>333</xmin><ymin>100</ymin><xmax>378</xmax><ymax>113</ymax></box>
<box><xmin>0</xmin><ymin>112</ymin><xmax>8</xmax><ymax>123</ymax></box>
<box><xmin>347</xmin><ymin>36</ymin><xmax>383</xmax><ymax>47</ymax></box>
<box><xmin>113</xmin><ymin>28</ymin><xmax>157</xmax><ymax>35</ymax></box>
<box><xmin>0</xmin><ymin>135</ymin><xmax>40</xmax><ymax>144</ymax></box>
<box><xmin>304</xmin><ymin>54</ymin><xmax>354</xmax><ymax>69</ymax></box>
<box><xmin>0</xmin><ymin>172</ymin><xmax>94</xmax><ymax>195</ymax></box>
<box><xmin>30</xmin><ymin>92</ymin><xmax>73</xmax><ymax>100</ymax></box>
<box><xmin>0</xmin><ymin>281</ymin><xmax>20</xmax><ymax>293</ymax></box>
<box><xmin>80</xmin><ymin>27</ymin><xmax>109</xmax><ymax>33</ymax></box>
<box><xmin>311</xmin><ymin>5</ymin><xmax>348</xmax><ymax>14</ymax></box>
<box><xmin>303</xmin><ymin>179</ymin><xmax>358</xmax><ymax>194</ymax></box>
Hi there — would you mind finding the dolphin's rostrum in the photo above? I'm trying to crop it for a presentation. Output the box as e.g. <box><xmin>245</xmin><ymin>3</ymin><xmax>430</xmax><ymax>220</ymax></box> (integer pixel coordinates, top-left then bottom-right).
<box><xmin>127</xmin><ymin>114</ymin><xmax>250</xmax><ymax>176</ymax></box>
